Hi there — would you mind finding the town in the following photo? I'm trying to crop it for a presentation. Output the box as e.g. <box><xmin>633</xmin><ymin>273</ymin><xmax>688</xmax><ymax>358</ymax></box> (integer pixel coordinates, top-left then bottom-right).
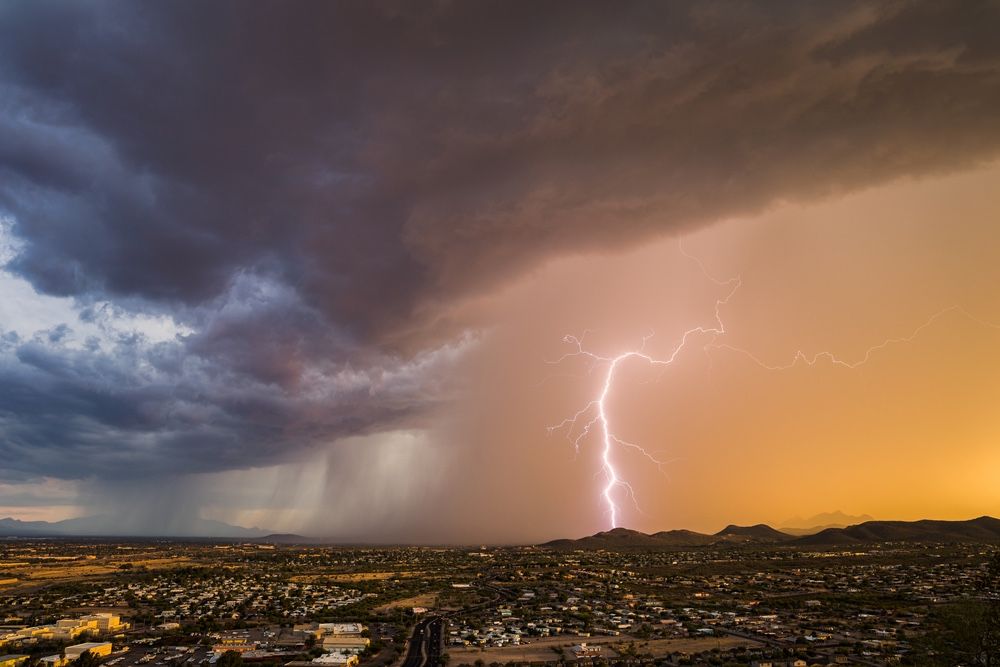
<box><xmin>0</xmin><ymin>539</ymin><xmax>994</xmax><ymax>667</ymax></box>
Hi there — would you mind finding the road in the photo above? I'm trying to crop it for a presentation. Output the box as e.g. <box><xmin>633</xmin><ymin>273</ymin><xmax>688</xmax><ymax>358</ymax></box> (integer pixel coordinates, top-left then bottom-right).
<box><xmin>400</xmin><ymin>578</ymin><xmax>512</xmax><ymax>667</ymax></box>
<box><xmin>424</xmin><ymin>618</ymin><xmax>443</xmax><ymax>667</ymax></box>
<box><xmin>401</xmin><ymin>617</ymin><xmax>434</xmax><ymax>667</ymax></box>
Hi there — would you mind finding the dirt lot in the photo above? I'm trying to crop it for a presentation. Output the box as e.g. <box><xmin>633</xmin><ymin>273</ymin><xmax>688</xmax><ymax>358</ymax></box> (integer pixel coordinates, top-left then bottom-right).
<box><xmin>1</xmin><ymin>556</ymin><xmax>194</xmax><ymax>593</ymax></box>
<box><xmin>447</xmin><ymin>636</ymin><xmax>621</xmax><ymax>664</ymax></box>
<box><xmin>291</xmin><ymin>571</ymin><xmax>426</xmax><ymax>583</ymax></box>
<box><xmin>26</xmin><ymin>557</ymin><xmax>192</xmax><ymax>580</ymax></box>
<box><xmin>374</xmin><ymin>592</ymin><xmax>439</xmax><ymax>612</ymax></box>
<box><xmin>629</xmin><ymin>636</ymin><xmax>761</xmax><ymax>655</ymax></box>
<box><xmin>446</xmin><ymin>634</ymin><xmax>761</xmax><ymax>665</ymax></box>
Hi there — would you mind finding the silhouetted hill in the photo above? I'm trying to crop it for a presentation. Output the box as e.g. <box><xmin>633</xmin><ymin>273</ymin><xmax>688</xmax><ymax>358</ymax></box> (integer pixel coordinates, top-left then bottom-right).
<box><xmin>795</xmin><ymin>516</ymin><xmax>1000</xmax><ymax>545</ymax></box>
<box><xmin>543</xmin><ymin>527</ymin><xmax>718</xmax><ymax>549</ymax></box>
<box><xmin>258</xmin><ymin>533</ymin><xmax>313</xmax><ymax>544</ymax></box>
<box><xmin>543</xmin><ymin>517</ymin><xmax>1000</xmax><ymax>549</ymax></box>
<box><xmin>543</xmin><ymin>527</ymin><xmax>664</xmax><ymax>549</ymax></box>
<box><xmin>650</xmin><ymin>529</ymin><xmax>718</xmax><ymax>546</ymax></box>
<box><xmin>0</xmin><ymin>517</ymin><xmax>58</xmax><ymax>536</ymax></box>
<box><xmin>715</xmin><ymin>524</ymin><xmax>792</xmax><ymax>541</ymax></box>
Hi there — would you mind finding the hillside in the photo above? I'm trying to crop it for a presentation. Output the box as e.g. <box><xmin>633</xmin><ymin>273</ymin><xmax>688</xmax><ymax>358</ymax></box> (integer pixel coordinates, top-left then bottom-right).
<box><xmin>715</xmin><ymin>524</ymin><xmax>793</xmax><ymax>541</ymax></box>
<box><xmin>543</xmin><ymin>517</ymin><xmax>1000</xmax><ymax>549</ymax></box>
<box><xmin>542</xmin><ymin>524</ymin><xmax>789</xmax><ymax>549</ymax></box>
<box><xmin>795</xmin><ymin>516</ymin><xmax>1000</xmax><ymax>545</ymax></box>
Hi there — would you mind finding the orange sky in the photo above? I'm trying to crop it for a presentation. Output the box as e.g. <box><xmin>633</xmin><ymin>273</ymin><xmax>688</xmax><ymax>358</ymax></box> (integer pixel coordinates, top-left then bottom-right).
<box><xmin>10</xmin><ymin>162</ymin><xmax>999</xmax><ymax>543</ymax></box>
<box><xmin>4</xmin><ymin>3</ymin><xmax>1000</xmax><ymax>543</ymax></box>
<box><xmin>401</xmin><ymin>161</ymin><xmax>1000</xmax><ymax>542</ymax></box>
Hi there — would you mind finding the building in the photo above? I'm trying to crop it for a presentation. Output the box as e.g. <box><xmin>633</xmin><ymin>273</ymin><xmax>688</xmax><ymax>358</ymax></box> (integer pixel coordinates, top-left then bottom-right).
<box><xmin>311</xmin><ymin>653</ymin><xmax>359</xmax><ymax>667</ymax></box>
<box><xmin>320</xmin><ymin>637</ymin><xmax>368</xmax><ymax>654</ymax></box>
<box><xmin>293</xmin><ymin>623</ymin><xmax>367</xmax><ymax>641</ymax></box>
<box><xmin>570</xmin><ymin>644</ymin><xmax>602</xmax><ymax>659</ymax></box>
<box><xmin>79</xmin><ymin>615</ymin><xmax>125</xmax><ymax>634</ymax></box>
<box><xmin>317</xmin><ymin>624</ymin><xmax>364</xmax><ymax>637</ymax></box>
<box><xmin>39</xmin><ymin>656</ymin><xmax>70</xmax><ymax>667</ymax></box>
<box><xmin>65</xmin><ymin>643</ymin><xmax>113</xmax><ymax>660</ymax></box>
<box><xmin>0</xmin><ymin>655</ymin><xmax>29</xmax><ymax>667</ymax></box>
<box><xmin>0</xmin><ymin>615</ymin><xmax>129</xmax><ymax>647</ymax></box>
<box><xmin>212</xmin><ymin>638</ymin><xmax>255</xmax><ymax>655</ymax></box>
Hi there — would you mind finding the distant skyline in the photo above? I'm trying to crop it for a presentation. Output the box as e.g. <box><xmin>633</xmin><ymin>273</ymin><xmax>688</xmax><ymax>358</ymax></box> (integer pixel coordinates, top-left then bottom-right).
<box><xmin>1</xmin><ymin>2</ymin><xmax>1000</xmax><ymax>543</ymax></box>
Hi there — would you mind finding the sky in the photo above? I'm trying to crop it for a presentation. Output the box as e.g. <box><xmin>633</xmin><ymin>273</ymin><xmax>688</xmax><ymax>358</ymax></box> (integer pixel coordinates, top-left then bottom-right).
<box><xmin>1</xmin><ymin>1</ymin><xmax>1000</xmax><ymax>543</ymax></box>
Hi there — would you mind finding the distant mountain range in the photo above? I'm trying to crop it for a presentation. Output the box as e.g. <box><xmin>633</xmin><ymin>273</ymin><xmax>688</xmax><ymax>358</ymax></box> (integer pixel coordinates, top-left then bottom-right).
<box><xmin>258</xmin><ymin>533</ymin><xmax>315</xmax><ymax>544</ymax></box>
<box><xmin>794</xmin><ymin>516</ymin><xmax>1000</xmax><ymax>545</ymax></box>
<box><xmin>542</xmin><ymin>525</ymin><xmax>793</xmax><ymax>549</ymax></box>
<box><xmin>542</xmin><ymin>516</ymin><xmax>1000</xmax><ymax>549</ymax></box>
<box><xmin>5</xmin><ymin>514</ymin><xmax>999</xmax><ymax>546</ymax></box>
<box><xmin>0</xmin><ymin>515</ymin><xmax>270</xmax><ymax>539</ymax></box>
<box><xmin>779</xmin><ymin>510</ymin><xmax>876</xmax><ymax>536</ymax></box>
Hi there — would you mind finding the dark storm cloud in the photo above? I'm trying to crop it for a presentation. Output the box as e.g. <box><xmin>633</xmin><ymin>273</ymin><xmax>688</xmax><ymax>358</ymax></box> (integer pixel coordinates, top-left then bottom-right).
<box><xmin>1</xmin><ymin>1</ymin><xmax>1000</xmax><ymax>481</ymax></box>
<box><xmin>0</xmin><ymin>297</ymin><xmax>470</xmax><ymax>480</ymax></box>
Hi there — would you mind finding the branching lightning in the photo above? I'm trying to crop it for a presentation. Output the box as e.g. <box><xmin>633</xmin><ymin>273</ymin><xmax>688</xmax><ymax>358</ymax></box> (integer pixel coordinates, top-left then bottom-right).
<box><xmin>548</xmin><ymin>243</ymin><xmax>1000</xmax><ymax>530</ymax></box>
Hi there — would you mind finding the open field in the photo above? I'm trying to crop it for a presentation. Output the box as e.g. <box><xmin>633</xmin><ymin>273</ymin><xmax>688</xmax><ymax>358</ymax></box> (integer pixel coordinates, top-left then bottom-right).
<box><xmin>25</xmin><ymin>564</ymin><xmax>119</xmax><ymax>579</ymax></box>
<box><xmin>25</xmin><ymin>556</ymin><xmax>193</xmax><ymax>580</ymax></box>
<box><xmin>447</xmin><ymin>635</ymin><xmax>760</xmax><ymax>664</ymax></box>
<box><xmin>0</xmin><ymin>555</ymin><xmax>196</xmax><ymax>593</ymax></box>
<box><xmin>291</xmin><ymin>571</ymin><xmax>425</xmax><ymax>583</ymax></box>
<box><xmin>447</xmin><ymin>636</ymin><xmax>621</xmax><ymax>664</ymax></box>
<box><xmin>630</xmin><ymin>636</ymin><xmax>762</xmax><ymax>655</ymax></box>
<box><xmin>374</xmin><ymin>592</ymin><xmax>438</xmax><ymax>611</ymax></box>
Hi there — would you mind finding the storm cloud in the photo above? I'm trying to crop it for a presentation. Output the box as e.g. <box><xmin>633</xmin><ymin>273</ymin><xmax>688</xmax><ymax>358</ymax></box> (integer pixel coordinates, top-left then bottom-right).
<box><xmin>1</xmin><ymin>1</ymin><xmax>1000</xmax><ymax>500</ymax></box>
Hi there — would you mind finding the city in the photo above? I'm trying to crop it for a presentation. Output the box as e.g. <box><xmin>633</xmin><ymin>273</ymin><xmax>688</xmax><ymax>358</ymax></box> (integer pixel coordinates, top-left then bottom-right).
<box><xmin>1</xmin><ymin>536</ymin><xmax>997</xmax><ymax>667</ymax></box>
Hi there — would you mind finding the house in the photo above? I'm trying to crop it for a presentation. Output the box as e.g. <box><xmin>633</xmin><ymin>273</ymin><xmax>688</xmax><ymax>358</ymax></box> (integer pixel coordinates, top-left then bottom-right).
<box><xmin>570</xmin><ymin>644</ymin><xmax>602</xmax><ymax>659</ymax></box>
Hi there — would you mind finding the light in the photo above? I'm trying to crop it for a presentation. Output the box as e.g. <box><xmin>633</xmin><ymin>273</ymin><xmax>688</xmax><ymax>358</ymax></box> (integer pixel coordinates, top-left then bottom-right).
<box><xmin>549</xmin><ymin>243</ymin><xmax>999</xmax><ymax>529</ymax></box>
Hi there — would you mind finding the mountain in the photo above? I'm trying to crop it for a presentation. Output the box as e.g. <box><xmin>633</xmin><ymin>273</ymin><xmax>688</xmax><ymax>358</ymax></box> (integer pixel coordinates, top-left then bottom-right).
<box><xmin>0</xmin><ymin>517</ymin><xmax>58</xmax><ymax>536</ymax></box>
<box><xmin>715</xmin><ymin>524</ymin><xmax>793</xmax><ymax>541</ymax></box>
<box><xmin>259</xmin><ymin>533</ymin><xmax>313</xmax><ymax>544</ymax></box>
<box><xmin>544</xmin><ymin>527</ymin><xmax>738</xmax><ymax>549</ymax></box>
<box><xmin>543</xmin><ymin>527</ymin><xmax>672</xmax><ymax>549</ymax></box>
<box><xmin>650</xmin><ymin>529</ymin><xmax>719</xmax><ymax>546</ymax></box>
<box><xmin>794</xmin><ymin>516</ymin><xmax>1000</xmax><ymax>545</ymax></box>
<box><xmin>0</xmin><ymin>515</ymin><xmax>267</xmax><ymax>539</ymax></box>
<box><xmin>780</xmin><ymin>511</ymin><xmax>876</xmax><ymax>535</ymax></box>
<box><xmin>542</xmin><ymin>517</ymin><xmax>1000</xmax><ymax>549</ymax></box>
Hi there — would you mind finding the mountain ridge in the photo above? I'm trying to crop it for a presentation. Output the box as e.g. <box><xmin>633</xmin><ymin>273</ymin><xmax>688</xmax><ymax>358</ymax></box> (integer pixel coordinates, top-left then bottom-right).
<box><xmin>0</xmin><ymin>515</ymin><xmax>269</xmax><ymax>539</ymax></box>
<box><xmin>542</xmin><ymin>516</ymin><xmax>1000</xmax><ymax>549</ymax></box>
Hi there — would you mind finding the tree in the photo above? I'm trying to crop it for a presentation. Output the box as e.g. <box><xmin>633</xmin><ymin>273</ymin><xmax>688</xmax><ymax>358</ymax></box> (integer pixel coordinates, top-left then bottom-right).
<box><xmin>979</xmin><ymin>552</ymin><xmax>1000</xmax><ymax>666</ymax></box>
<box><xmin>73</xmin><ymin>651</ymin><xmax>101</xmax><ymax>667</ymax></box>
<box><xmin>217</xmin><ymin>651</ymin><xmax>244</xmax><ymax>667</ymax></box>
<box><xmin>918</xmin><ymin>551</ymin><xmax>1000</xmax><ymax>666</ymax></box>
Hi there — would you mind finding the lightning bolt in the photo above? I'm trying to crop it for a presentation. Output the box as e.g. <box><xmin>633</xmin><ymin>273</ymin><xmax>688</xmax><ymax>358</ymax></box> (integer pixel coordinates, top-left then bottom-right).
<box><xmin>548</xmin><ymin>243</ymin><xmax>1000</xmax><ymax>530</ymax></box>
